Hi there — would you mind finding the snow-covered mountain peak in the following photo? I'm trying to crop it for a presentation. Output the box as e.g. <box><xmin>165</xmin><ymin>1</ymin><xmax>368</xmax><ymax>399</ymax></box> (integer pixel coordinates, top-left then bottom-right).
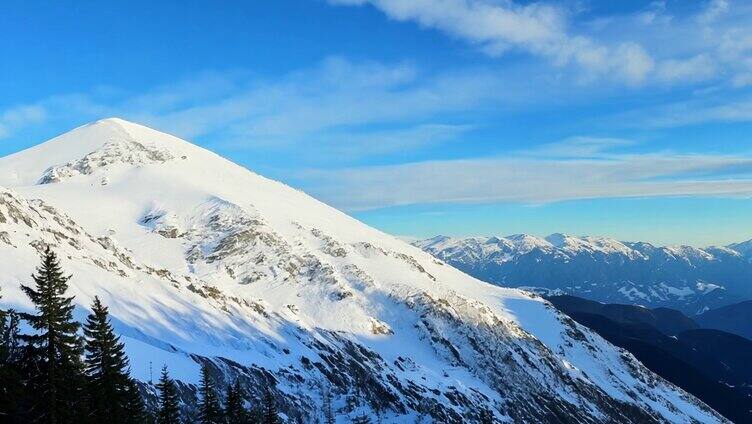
<box><xmin>419</xmin><ymin>233</ymin><xmax>643</xmax><ymax>260</ymax></box>
<box><xmin>729</xmin><ymin>239</ymin><xmax>752</xmax><ymax>256</ymax></box>
<box><xmin>664</xmin><ymin>245</ymin><xmax>715</xmax><ymax>262</ymax></box>
<box><xmin>543</xmin><ymin>233</ymin><xmax>573</xmax><ymax>248</ymax></box>
<box><xmin>550</xmin><ymin>234</ymin><xmax>640</xmax><ymax>257</ymax></box>
<box><xmin>505</xmin><ymin>233</ymin><xmax>552</xmax><ymax>251</ymax></box>
<box><xmin>96</xmin><ymin>116</ymin><xmax>139</xmax><ymax>126</ymax></box>
<box><xmin>0</xmin><ymin>120</ymin><xmax>727</xmax><ymax>422</ymax></box>
<box><xmin>55</xmin><ymin>117</ymin><xmax>194</xmax><ymax>153</ymax></box>
<box><xmin>0</xmin><ymin>118</ymin><xmax>203</xmax><ymax>187</ymax></box>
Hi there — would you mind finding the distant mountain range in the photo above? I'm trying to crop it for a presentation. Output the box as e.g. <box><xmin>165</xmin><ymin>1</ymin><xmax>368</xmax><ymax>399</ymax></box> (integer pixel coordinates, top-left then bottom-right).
<box><xmin>415</xmin><ymin>234</ymin><xmax>752</xmax><ymax>314</ymax></box>
<box><xmin>548</xmin><ymin>295</ymin><xmax>752</xmax><ymax>423</ymax></box>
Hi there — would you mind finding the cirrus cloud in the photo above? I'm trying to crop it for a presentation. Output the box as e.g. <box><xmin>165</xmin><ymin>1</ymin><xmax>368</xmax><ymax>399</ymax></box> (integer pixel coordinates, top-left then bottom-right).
<box><xmin>329</xmin><ymin>0</ymin><xmax>752</xmax><ymax>87</ymax></box>
<box><xmin>300</xmin><ymin>139</ymin><xmax>752</xmax><ymax>210</ymax></box>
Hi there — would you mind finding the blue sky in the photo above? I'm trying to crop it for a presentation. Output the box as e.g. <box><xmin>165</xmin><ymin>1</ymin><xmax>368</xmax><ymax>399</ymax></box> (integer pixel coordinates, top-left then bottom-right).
<box><xmin>2</xmin><ymin>0</ymin><xmax>752</xmax><ymax>246</ymax></box>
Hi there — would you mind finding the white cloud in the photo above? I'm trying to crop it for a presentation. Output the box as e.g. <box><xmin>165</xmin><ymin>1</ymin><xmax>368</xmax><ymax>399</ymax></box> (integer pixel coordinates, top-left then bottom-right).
<box><xmin>330</xmin><ymin>0</ymin><xmax>657</xmax><ymax>85</ymax></box>
<box><xmin>301</xmin><ymin>150</ymin><xmax>752</xmax><ymax>210</ymax></box>
<box><xmin>655</xmin><ymin>55</ymin><xmax>716</xmax><ymax>84</ymax></box>
<box><xmin>698</xmin><ymin>0</ymin><xmax>730</xmax><ymax>24</ymax></box>
<box><xmin>3</xmin><ymin>55</ymin><xmax>751</xmax><ymax>212</ymax></box>
<box><xmin>220</xmin><ymin>123</ymin><xmax>474</xmax><ymax>159</ymax></box>
<box><xmin>0</xmin><ymin>58</ymin><xmax>520</xmax><ymax>161</ymax></box>
<box><xmin>329</xmin><ymin>0</ymin><xmax>752</xmax><ymax>87</ymax></box>
<box><xmin>0</xmin><ymin>105</ymin><xmax>46</xmax><ymax>139</ymax></box>
<box><xmin>330</xmin><ymin>0</ymin><xmax>567</xmax><ymax>51</ymax></box>
<box><xmin>617</xmin><ymin>96</ymin><xmax>752</xmax><ymax>128</ymax></box>
<box><xmin>613</xmin><ymin>42</ymin><xmax>655</xmax><ymax>85</ymax></box>
<box><xmin>123</xmin><ymin>58</ymin><xmax>515</xmax><ymax>157</ymax></box>
<box><xmin>522</xmin><ymin>136</ymin><xmax>634</xmax><ymax>158</ymax></box>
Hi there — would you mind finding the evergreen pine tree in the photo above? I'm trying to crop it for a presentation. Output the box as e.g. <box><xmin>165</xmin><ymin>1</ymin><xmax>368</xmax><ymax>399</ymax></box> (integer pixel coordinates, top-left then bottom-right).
<box><xmin>0</xmin><ymin>290</ymin><xmax>24</xmax><ymax>421</ymax></box>
<box><xmin>198</xmin><ymin>363</ymin><xmax>223</xmax><ymax>424</ymax></box>
<box><xmin>19</xmin><ymin>247</ymin><xmax>86</xmax><ymax>424</ymax></box>
<box><xmin>0</xmin><ymin>289</ymin><xmax>19</xmax><ymax>361</ymax></box>
<box><xmin>156</xmin><ymin>365</ymin><xmax>181</xmax><ymax>424</ymax></box>
<box><xmin>182</xmin><ymin>394</ymin><xmax>201</xmax><ymax>424</ymax></box>
<box><xmin>83</xmin><ymin>296</ymin><xmax>132</xmax><ymax>422</ymax></box>
<box><xmin>261</xmin><ymin>385</ymin><xmax>279</xmax><ymax>424</ymax></box>
<box><xmin>123</xmin><ymin>377</ymin><xmax>147</xmax><ymax>424</ymax></box>
<box><xmin>225</xmin><ymin>379</ymin><xmax>249</xmax><ymax>424</ymax></box>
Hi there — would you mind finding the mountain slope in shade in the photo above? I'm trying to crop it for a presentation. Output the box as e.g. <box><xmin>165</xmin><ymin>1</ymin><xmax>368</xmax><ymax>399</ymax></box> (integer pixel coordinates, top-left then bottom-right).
<box><xmin>544</xmin><ymin>295</ymin><xmax>699</xmax><ymax>336</ymax></box>
<box><xmin>0</xmin><ymin>119</ymin><xmax>725</xmax><ymax>422</ymax></box>
<box><xmin>547</xmin><ymin>295</ymin><xmax>752</xmax><ymax>422</ymax></box>
<box><xmin>696</xmin><ymin>300</ymin><xmax>752</xmax><ymax>340</ymax></box>
<box><xmin>563</xmin><ymin>313</ymin><xmax>752</xmax><ymax>423</ymax></box>
<box><xmin>415</xmin><ymin>234</ymin><xmax>752</xmax><ymax>314</ymax></box>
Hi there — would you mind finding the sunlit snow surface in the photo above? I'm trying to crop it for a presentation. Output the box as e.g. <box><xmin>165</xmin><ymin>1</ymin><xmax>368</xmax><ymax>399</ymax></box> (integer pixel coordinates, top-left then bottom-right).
<box><xmin>0</xmin><ymin>119</ymin><xmax>725</xmax><ymax>422</ymax></box>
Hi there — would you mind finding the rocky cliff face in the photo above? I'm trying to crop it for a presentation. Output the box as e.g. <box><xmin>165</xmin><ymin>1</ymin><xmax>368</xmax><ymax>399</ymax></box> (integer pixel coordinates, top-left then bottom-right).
<box><xmin>0</xmin><ymin>119</ymin><xmax>725</xmax><ymax>422</ymax></box>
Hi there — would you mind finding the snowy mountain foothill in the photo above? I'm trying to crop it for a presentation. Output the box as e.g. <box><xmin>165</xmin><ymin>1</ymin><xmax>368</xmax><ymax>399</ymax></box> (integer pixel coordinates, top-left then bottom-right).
<box><xmin>415</xmin><ymin>234</ymin><xmax>752</xmax><ymax>315</ymax></box>
<box><xmin>0</xmin><ymin>119</ymin><xmax>728</xmax><ymax>422</ymax></box>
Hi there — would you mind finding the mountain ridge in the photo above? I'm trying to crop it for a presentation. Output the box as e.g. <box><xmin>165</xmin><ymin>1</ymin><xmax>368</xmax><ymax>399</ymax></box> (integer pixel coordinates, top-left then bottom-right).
<box><xmin>415</xmin><ymin>233</ymin><xmax>752</xmax><ymax>314</ymax></box>
<box><xmin>546</xmin><ymin>295</ymin><xmax>752</xmax><ymax>422</ymax></box>
<box><xmin>419</xmin><ymin>232</ymin><xmax>751</xmax><ymax>257</ymax></box>
<box><xmin>696</xmin><ymin>300</ymin><xmax>752</xmax><ymax>340</ymax></box>
<box><xmin>0</xmin><ymin>119</ymin><xmax>726</xmax><ymax>422</ymax></box>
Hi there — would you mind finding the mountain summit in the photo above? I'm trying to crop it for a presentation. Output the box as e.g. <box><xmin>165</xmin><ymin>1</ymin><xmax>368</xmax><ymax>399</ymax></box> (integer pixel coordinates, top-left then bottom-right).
<box><xmin>0</xmin><ymin>119</ymin><xmax>726</xmax><ymax>422</ymax></box>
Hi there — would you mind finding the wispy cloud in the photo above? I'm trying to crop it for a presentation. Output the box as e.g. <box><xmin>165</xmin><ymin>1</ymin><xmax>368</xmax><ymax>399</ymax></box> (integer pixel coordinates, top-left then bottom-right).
<box><xmin>520</xmin><ymin>136</ymin><xmax>635</xmax><ymax>158</ymax></box>
<box><xmin>219</xmin><ymin>123</ymin><xmax>474</xmax><ymax>159</ymax></box>
<box><xmin>329</xmin><ymin>0</ymin><xmax>654</xmax><ymax>85</ymax></box>
<box><xmin>300</xmin><ymin>143</ymin><xmax>752</xmax><ymax>210</ymax></box>
<box><xmin>0</xmin><ymin>105</ymin><xmax>46</xmax><ymax>139</ymax></box>
<box><xmin>0</xmin><ymin>57</ymin><xmax>543</xmax><ymax>161</ymax></box>
<box><xmin>615</xmin><ymin>96</ymin><xmax>752</xmax><ymax>128</ymax></box>
<box><xmin>329</xmin><ymin>0</ymin><xmax>752</xmax><ymax>87</ymax></box>
<box><xmin>2</xmin><ymin>59</ymin><xmax>751</xmax><ymax>213</ymax></box>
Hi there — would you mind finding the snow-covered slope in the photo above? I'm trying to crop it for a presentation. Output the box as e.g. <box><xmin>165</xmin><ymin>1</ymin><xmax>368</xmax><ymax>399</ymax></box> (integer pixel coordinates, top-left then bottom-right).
<box><xmin>0</xmin><ymin>119</ymin><xmax>725</xmax><ymax>422</ymax></box>
<box><xmin>729</xmin><ymin>239</ymin><xmax>752</xmax><ymax>257</ymax></box>
<box><xmin>415</xmin><ymin>234</ymin><xmax>752</xmax><ymax>314</ymax></box>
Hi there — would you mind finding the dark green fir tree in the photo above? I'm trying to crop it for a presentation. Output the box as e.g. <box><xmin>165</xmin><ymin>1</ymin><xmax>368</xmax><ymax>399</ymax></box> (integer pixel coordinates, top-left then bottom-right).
<box><xmin>0</xmin><ymin>289</ymin><xmax>24</xmax><ymax>421</ymax></box>
<box><xmin>261</xmin><ymin>385</ymin><xmax>279</xmax><ymax>424</ymax></box>
<box><xmin>122</xmin><ymin>377</ymin><xmax>147</xmax><ymax>424</ymax></box>
<box><xmin>198</xmin><ymin>362</ymin><xmax>223</xmax><ymax>424</ymax></box>
<box><xmin>83</xmin><ymin>295</ymin><xmax>132</xmax><ymax>422</ymax></box>
<box><xmin>225</xmin><ymin>379</ymin><xmax>249</xmax><ymax>424</ymax></box>
<box><xmin>19</xmin><ymin>247</ymin><xmax>86</xmax><ymax>424</ymax></box>
<box><xmin>156</xmin><ymin>365</ymin><xmax>181</xmax><ymax>424</ymax></box>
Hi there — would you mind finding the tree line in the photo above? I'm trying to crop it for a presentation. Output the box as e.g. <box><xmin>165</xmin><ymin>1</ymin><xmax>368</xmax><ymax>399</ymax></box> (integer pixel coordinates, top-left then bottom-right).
<box><xmin>0</xmin><ymin>248</ymin><xmax>280</xmax><ymax>424</ymax></box>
